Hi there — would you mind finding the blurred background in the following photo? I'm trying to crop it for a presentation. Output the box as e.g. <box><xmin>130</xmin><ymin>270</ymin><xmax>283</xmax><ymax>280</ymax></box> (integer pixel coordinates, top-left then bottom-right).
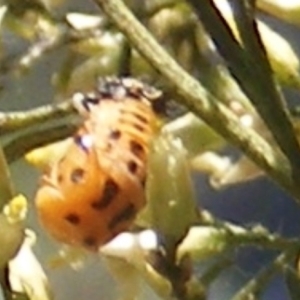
<box><xmin>1</xmin><ymin>0</ymin><xmax>300</xmax><ymax>299</ymax></box>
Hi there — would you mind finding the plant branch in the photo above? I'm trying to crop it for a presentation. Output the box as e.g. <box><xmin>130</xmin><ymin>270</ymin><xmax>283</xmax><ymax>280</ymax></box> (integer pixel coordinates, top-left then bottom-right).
<box><xmin>200</xmin><ymin>210</ymin><xmax>300</xmax><ymax>251</ymax></box>
<box><xmin>93</xmin><ymin>0</ymin><xmax>300</xmax><ymax>202</ymax></box>
<box><xmin>177</xmin><ymin>211</ymin><xmax>300</xmax><ymax>262</ymax></box>
<box><xmin>231</xmin><ymin>250</ymin><xmax>297</xmax><ymax>300</ymax></box>
<box><xmin>0</xmin><ymin>18</ymin><xmax>107</xmax><ymax>79</ymax></box>
<box><xmin>0</xmin><ymin>26</ymin><xmax>64</xmax><ymax>76</ymax></box>
<box><xmin>189</xmin><ymin>0</ymin><xmax>300</xmax><ymax>179</ymax></box>
<box><xmin>3</xmin><ymin>124</ymin><xmax>77</xmax><ymax>164</ymax></box>
<box><xmin>0</xmin><ymin>101</ymin><xmax>74</xmax><ymax>135</ymax></box>
<box><xmin>0</xmin><ymin>147</ymin><xmax>14</xmax><ymax>209</ymax></box>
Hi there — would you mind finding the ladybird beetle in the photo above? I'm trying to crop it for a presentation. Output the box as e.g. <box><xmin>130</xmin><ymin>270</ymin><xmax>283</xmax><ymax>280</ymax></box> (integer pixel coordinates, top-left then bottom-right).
<box><xmin>35</xmin><ymin>77</ymin><xmax>162</xmax><ymax>251</ymax></box>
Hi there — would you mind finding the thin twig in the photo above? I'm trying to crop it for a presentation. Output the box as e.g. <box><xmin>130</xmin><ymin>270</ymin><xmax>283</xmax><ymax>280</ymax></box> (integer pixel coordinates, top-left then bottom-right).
<box><xmin>0</xmin><ymin>101</ymin><xmax>74</xmax><ymax>135</ymax></box>
<box><xmin>231</xmin><ymin>250</ymin><xmax>297</xmax><ymax>300</ymax></box>
<box><xmin>200</xmin><ymin>210</ymin><xmax>300</xmax><ymax>251</ymax></box>
<box><xmin>0</xmin><ymin>18</ymin><xmax>107</xmax><ymax>78</ymax></box>
<box><xmin>0</xmin><ymin>27</ymin><xmax>64</xmax><ymax>76</ymax></box>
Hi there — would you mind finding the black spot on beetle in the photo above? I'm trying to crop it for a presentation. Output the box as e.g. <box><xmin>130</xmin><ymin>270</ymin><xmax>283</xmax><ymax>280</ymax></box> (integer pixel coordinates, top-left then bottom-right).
<box><xmin>133</xmin><ymin>124</ymin><xmax>145</xmax><ymax>132</ymax></box>
<box><xmin>91</xmin><ymin>178</ymin><xmax>119</xmax><ymax>210</ymax></box>
<box><xmin>133</xmin><ymin>113</ymin><xmax>148</xmax><ymax>124</ymax></box>
<box><xmin>127</xmin><ymin>160</ymin><xmax>138</xmax><ymax>174</ymax></box>
<box><xmin>108</xmin><ymin>203</ymin><xmax>136</xmax><ymax>230</ymax></box>
<box><xmin>109</xmin><ymin>129</ymin><xmax>121</xmax><ymax>140</ymax></box>
<box><xmin>70</xmin><ymin>168</ymin><xmax>85</xmax><ymax>183</ymax></box>
<box><xmin>64</xmin><ymin>213</ymin><xmax>80</xmax><ymax>225</ymax></box>
<box><xmin>130</xmin><ymin>140</ymin><xmax>144</xmax><ymax>158</ymax></box>
<box><xmin>82</xmin><ymin>96</ymin><xmax>100</xmax><ymax>111</ymax></box>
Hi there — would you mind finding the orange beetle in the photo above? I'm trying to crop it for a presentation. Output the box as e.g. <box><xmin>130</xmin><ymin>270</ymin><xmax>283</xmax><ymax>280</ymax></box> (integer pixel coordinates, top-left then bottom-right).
<box><xmin>35</xmin><ymin>77</ymin><xmax>162</xmax><ymax>251</ymax></box>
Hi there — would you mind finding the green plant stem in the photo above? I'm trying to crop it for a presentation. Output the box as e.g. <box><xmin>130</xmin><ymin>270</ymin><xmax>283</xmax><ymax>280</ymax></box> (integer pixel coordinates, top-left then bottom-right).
<box><xmin>0</xmin><ymin>18</ymin><xmax>106</xmax><ymax>79</ymax></box>
<box><xmin>198</xmin><ymin>213</ymin><xmax>300</xmax><ymax>253</ymax></box>
<box><xmin>0</xmin><ymin>101</ymin><xmax>74</xmax><ymax>135</ymax></box>
<box><xmin>189</xmin><ymin>0</ymin><xmax>300</xmax><ymax>178</ymax></box>
<box><xmin>0</xmin><ymin>147</ymin><xmax>14</xmax><ymax>209</ymax></box>
<box><xmin>93</xmin><ymin>0</ymin><xmax>300</xmax><ymax>202</ymax></box>
<box><xmin>3</xmin><ymin>124</ymin><xmax>76</xmax><ymax>163</ymax></box>
<box><xmin>200</xmin><ymin>210</ymin><xmax>300</xmax><ymax>250</ymax></box>
<box><xmin>224</xmin><ymin>225</ymin><xmax>298</xmax><ymax>250</ymax></box>
<box><xmin>231</xmin><ymin>250</ymin><xmax>297</xmax><ymax>300</ymax></box>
